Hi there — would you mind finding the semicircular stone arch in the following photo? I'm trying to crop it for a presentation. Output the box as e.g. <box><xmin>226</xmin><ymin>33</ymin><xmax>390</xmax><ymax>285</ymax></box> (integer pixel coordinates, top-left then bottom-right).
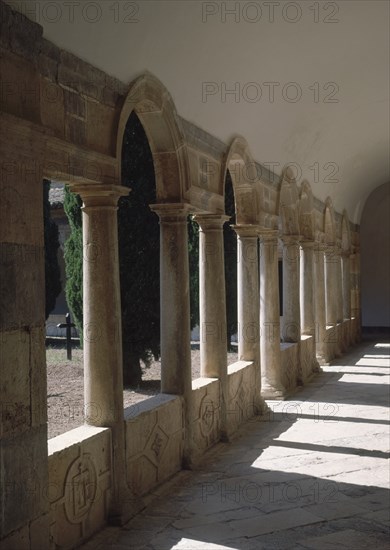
<box><xmin>277</xmin><ymin>166</ymin><xmax>300</xmax><ymax>236</ymax></box>
<box><xmin>299</xmin><ymin>180</ymin><xmax>315</xmax><ymax>241</ymax></box>
<box><xmin>116</xmin><ymin>73</ymin><xmax>190</xmax><ymax>202</ymax></box>
<box><xmin>341</xmin><ymin>209</ymin><xmax>352</xmax><ymax>253</ymax></box>
<box><xmin>221</xmin><ymin>136</ymin><xmax>259</xmax><ymax>225</ymax></box>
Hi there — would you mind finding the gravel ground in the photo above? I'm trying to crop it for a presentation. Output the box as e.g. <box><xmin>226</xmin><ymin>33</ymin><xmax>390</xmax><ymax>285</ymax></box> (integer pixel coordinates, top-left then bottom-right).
<box><xmin>46</xmin><ymin>346</ymin><xmax>238</xmax><ymax>439</ymax></box>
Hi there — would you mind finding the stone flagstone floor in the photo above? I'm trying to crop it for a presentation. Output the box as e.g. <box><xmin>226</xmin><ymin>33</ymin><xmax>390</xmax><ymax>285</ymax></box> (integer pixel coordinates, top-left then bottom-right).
<box><xmin>81</xmin><ymin>340</ymin><xmax>390</xmax><ymax>549</ymax></box>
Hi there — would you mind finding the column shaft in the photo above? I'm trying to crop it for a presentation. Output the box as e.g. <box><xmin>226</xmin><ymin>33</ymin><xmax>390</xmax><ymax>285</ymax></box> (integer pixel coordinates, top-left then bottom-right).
<box><xmin>259</xmin><ymin>232</ymin><xmax>285</xmax><ymax>398</ymax></box>
<box><xmin>325</xmin><ymin>246</ymin><xmax>338</xmax><ymax>326</ymax></box>
<box><xmin>152</xmin><ymin>205</ymin><xmax>192</xmax><ymax>397</ymax></box>
<box><xmin>300</xmin><ymin>242</ymin><xmax>315</xmax><ymax>336</ymax></box>
<box><xmin>282</xmin><ymin>237</ymin><xmax>301</xmax><ymax>342</ymax></box>
<box><xmin>335</xmin><ymin>247</ymin><xmax>343</xmax><ymax>323</ymax></box>
<box><xmin>235</xmin><ymin>227</ymin><xmax>260</xmax><ymax>361</ymax></box>
<box><xmin>78</xmin><ymin>184</ymin><xmax>129</xmax><ymax>523</ymax></box>
<box><xmin>342</xmin><ymin>253</ymin><xmax>351</xmax><ymax>320</ymax></box>
<box><xmin>314</xmin><ymin>245</ymin><xmax>327</xmax><ymax>362</ymax></box>
<box><xmin>196</xmin><ymin>215</ymin><xmax>228</xmax><ymax>379</ymax></box>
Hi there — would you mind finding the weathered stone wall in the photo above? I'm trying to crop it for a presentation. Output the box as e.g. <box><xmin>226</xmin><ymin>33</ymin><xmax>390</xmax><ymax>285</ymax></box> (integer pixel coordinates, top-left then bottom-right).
<box><xmin>0</xmin><ymin>1</ymin><xmax>361</xmax><ymax>548</ymax></box>
<box><xmin>226</xmin><ymin>361</ymin><xmax>259</xmax><ymax>438</ymax></box>
<box><xmin>48</xmin><ymin>426</ymin><xmax>112</xmax><ymax>549</ymax></box>
<box><xmin>124</xmin><ymin>395</ymin><xmax>183</xmax><ymax>498</ymax></box>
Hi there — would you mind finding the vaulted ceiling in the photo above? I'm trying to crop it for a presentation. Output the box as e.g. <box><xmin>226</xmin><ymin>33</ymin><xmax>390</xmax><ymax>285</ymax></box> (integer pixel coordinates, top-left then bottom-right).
<box><xmin>7</xmin><ymin>0</ymin><xmax>389</xmax><ymax>222</ymax></box>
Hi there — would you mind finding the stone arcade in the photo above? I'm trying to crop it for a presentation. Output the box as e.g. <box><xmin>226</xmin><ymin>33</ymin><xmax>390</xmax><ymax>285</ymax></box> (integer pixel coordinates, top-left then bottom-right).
<box><xmin>1</xmin><ymin>2</ymin><xmax>387</xmax><ymax>549</ymax></box>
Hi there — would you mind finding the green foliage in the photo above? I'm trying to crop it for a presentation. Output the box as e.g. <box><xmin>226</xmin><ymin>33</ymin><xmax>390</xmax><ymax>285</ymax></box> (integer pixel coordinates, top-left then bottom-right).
<box><xmin>60</xmin><ymin>111</ymin><xmax>202</xmax><ymax>385</ymax></box>
<box><xmin>63</xmin><ymin>186</ymin><xmax>83</xmax><ymax>342</ymax></box>
<box><xmin>224</xmin><ymin>171</ymin><xmax>238</xmax><ymax>350</ymax></box>
<box><xmin>188</xmin><ymin>217</ymin><xmax>199</xmax><ymax>330</ymax></box>
<box><xmin>119</xmin><ymin>112</ymin><xmax>160</xmax><ymax>386</ymax></box>
<box><xmin>43</xmin><ymin>180</ymin><xmax>62</xmax><ymax>320</ymax></box>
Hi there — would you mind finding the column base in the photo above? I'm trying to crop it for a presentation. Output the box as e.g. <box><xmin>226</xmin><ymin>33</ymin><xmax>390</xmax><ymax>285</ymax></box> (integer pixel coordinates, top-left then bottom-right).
<box><xmin>261</xmin><ymin>383</ymin><xmax>287</xmax><ymax>400</ymax></box>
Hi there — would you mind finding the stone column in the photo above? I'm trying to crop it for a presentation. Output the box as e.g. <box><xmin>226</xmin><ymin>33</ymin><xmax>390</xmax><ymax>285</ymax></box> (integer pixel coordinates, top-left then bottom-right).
<box><xmin>151</xmin><ymin>203</ymin><xmax>194</xmax><ymax>464</ymax></box>
<box><xmin>300</xmin><ymin>241</ymin><xmax>315</xmax><ymax>336</ymax></box>
<box><xmin>282</xmin><ymin>236</ymin><xmax>301</xmax><ymax>342</ymax></box>
<box><xmin>195</xmin><ymin>214</ymin><xmax>229</xmax><ymax>436</ymax></box>
<box><xmin>234</xmin><ymin>224</ymin><xmax>261</xmax><ymax>410</ymax></box>
<box><xmin>335</xmin><ymin>242</ymin><xmax>343</xmax><ymax>324</ymax></box>
<box><xmin>76</xmin><ymin>183</ymin><xmax>130</xmax><ymax>524</ymax></box>
<box><xmin>325</xmin><ymin>245</ymin><xmax>338</xmax><ymax>327</ymax></box>
<box><xmin>195</xmin><ymin>215</ymin><xmax>229</xmax><ymax>378</ymax></box>
<box><xmin>342</xmin><ymin>251</ymin><xmax>351</xmax><ymax>320</ymax></box>
<box><xmin>314</xmin><ymin>243</ymin><xmax>327</xmax><ymax>363</ymax></box>
<box><xmin>234</xmin><ymin>225</ymin><xmax>260</xmax><ymax>362</ymax></box>
<box><xmin>151</xmin><ymin>204</ymin><xmax>192</xmax><ymax>398</ymax></box>
<box><xmin>350</xmin><ymin>247</ymin><xmax>362</xmax><ymax>341</ymax></box>
<box><xmin>259</xmin><ymin>231</ymin><xmax>285</xmax><ymax>398</ymax></box>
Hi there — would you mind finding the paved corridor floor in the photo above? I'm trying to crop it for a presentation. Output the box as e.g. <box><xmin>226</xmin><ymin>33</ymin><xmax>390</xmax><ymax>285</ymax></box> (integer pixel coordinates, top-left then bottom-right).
<box><xmin>82</xmin><ymin>341</ymin><xmax>390</xmax><ymax>549</ymax></box>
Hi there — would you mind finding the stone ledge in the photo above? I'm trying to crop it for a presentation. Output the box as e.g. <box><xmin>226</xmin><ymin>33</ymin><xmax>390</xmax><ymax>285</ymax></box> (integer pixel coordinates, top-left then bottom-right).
<box><xmin>227</xmin><ymin>360</ymin><xmax>253</xmax><ymax>375</ymax></box>
<box><xmin>192</xmin><ymin>377</ymin><xmax>218</xmax><ymax>390</ymax></box>
<box><xmin>124</xmin><ymin>393</ymin><xmax>181</xmax><ymax>421</ymax></box>
<box><xmin>48</xmin><ymin>425</ymin><xmax>110</xmax><ymax>454</ymax></box>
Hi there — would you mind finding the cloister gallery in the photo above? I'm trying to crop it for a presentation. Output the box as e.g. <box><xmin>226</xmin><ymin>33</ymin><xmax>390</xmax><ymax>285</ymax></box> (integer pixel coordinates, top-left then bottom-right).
<box><xmin>0</xmin><ymin>1</ymin><xmax>389</xmax><ymax>549</ymax></box>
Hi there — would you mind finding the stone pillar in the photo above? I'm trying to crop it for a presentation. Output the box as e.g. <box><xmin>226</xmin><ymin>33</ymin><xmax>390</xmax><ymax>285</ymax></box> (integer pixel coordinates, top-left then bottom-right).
<box><xmin>350</xmin><ymin>246</ymin><xmax>362</xmax><ymax>341</ymax></box>
<box><xmin>300</xmin><ymin>241</ymin><xmax>315</xmax><ymax>336</ymax></box>
<box><xmin>325</xmin><ymin>245</ymin><xmax>338</xmax><ymax>327</ymax></box>
<box><xmin>76</xmin><ymin>183</ymin><xmax>129</xmax><ymax>524</ymax></box>
<box><xmin>234</xmin><ymin>225</ymin><xmax>260</xmax><ymax>362</ymax></box>
<box><xmin>195</xmin><ymin>215</ymin><xmax>229</xmax><ymax>378</ymax></box>
<box><xmin>195</xmin><ymin>214</ymin><xmax>229</xmax><ymax>436</ymax></box>
<box><xmin>314</xmin><ymin>243</ymin><xmax>327</xmax><ymax>363</ymax></box>
<box><xmin>259</xmin><ymin>231</ymin><xmax>285</xmax><ymax>398</ymax></box>
<box><xmin>151</xmin><ymin>204</ymin><xmax>194</xmax><ymax>464</ymax></box>
<box><xmin>282</xmin><ymin>236</ymin><xmax>301</xmax><ymax>342</ymax></box>
<box><xmin>342</xmin><ymin>251</ymin><xmax>351</xmax><ymax>320</ymax></box>
<box><xmin>335</xmin><ymin>242</ymin><xmax>343</xmax><ymax>323</ymax></box>
<box><xmin>151</xmin><ymin>204</ymin><xmax>192</xmax><ymax>398</ymax></box>
<box><xmin>234</xmin><ymin>225</ymin><xmax>261</xmax><ymax>408</ymax></box>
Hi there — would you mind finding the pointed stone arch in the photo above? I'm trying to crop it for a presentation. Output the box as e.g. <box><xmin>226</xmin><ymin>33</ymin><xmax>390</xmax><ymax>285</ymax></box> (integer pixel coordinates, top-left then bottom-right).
<box><xmin>299</xmin><ymin>180</ymin><xmax>315</xmax><ymax>241</ymax></box>
<box><xmin>221</xmin><ymin>136</ymin><xmax>259</xmax><ymax>224</ymax></box>
<box><xmin>277</xmin><ymin>166</ymin><xmax>300</xmax><ymax>236</ymax></box>
<box><xmin>116</xmin><ymin>73</ymin><xmax>190</xmax><ymax>202</ymax></box>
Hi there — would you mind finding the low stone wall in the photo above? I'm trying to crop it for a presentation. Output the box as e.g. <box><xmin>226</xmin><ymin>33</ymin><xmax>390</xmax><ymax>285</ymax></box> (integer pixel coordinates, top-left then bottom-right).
<box><xmin>48</xmin><ymin>426</ymin><xmax>112</xmax><ymax>550</ymax></box>
<box><xmin>190</xmin><ymin>378</ymin><xmax>221</xmax><ymax>460</ymax></box>
<box><xmin>300</xmin><ymin>335</ymin><xmax>318</xmax><ymax>383</ymax></box>
<box><xmin>280</xmin><ymin>342</ymin><xmax>300</xmax><ymax>392</ymax></box>
<box><xmin>124</xmin><ymin>394</ymin><xmax>183</xmax><ymax>498</ymax></box>
<box><xmin>226</xmin><ymin>361</ymin><xmax>258</xmax><ymax>438</ymax></box>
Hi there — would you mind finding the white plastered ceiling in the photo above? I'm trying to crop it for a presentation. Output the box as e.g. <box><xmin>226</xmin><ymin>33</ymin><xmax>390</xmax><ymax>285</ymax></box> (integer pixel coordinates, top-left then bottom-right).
<box><xmin>6</xmin><ymin>0</ymin><xmax>389</xmax><ymax>222</ymax></box>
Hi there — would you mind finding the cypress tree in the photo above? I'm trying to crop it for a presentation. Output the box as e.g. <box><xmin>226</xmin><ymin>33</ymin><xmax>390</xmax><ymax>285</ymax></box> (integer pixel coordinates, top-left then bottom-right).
<box><xmin>43</xmin><ymin>179</ymin><xmax>62</xmax><ymax>320</ymax></box>
<box><xmin>224</xmin><ymin>171</ymin><xmax>238</xmax><ymax>350</ymax></box>
<box><xmin>63</xmin><ymin>186</ymin><xmax>83</xmax><ymax>341</ymax></box>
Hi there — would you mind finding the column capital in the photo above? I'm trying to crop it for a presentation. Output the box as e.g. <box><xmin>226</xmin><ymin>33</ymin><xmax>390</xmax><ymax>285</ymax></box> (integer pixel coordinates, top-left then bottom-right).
<box><xmin>341</xmin><ymin>248</ymin><xmax>351</xmax><ymax>258</ymax></box>
<box><xmin>314</xmin><ymin>241</ymin><xmax>327</xmax><ymax>253</ymax></box>
<box><xmin>281</xmin><ymin>234</ymin><xmax>300</xmax><ymax>245</ymax></box>
<box><xmin>300</xmin><ymin>239</ymin><xmax>315</xmax><ymax>249</ymax></box>
<box><xmin>193</xmin><ymin>213</ymin><xmax>230</xmax><ymax>230</ymax></box>
<box><xmin>232</xmin><ymin>224</ymin><xmax>260</xmax><ymax>238</ymax></box>
<box><xmin>258</xmin><ymin>229</ymin><xmax>279</xmax><ymax>243</ymax></box>
<box><xmin>150</xmin><ymin>202</ymin><xmax>192</xmax><ymax>222</ymax></box>
<box><xmin>71</xmin><ymin>183</ymin><xmax>129</xmax><ymax>207</ymax></box>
